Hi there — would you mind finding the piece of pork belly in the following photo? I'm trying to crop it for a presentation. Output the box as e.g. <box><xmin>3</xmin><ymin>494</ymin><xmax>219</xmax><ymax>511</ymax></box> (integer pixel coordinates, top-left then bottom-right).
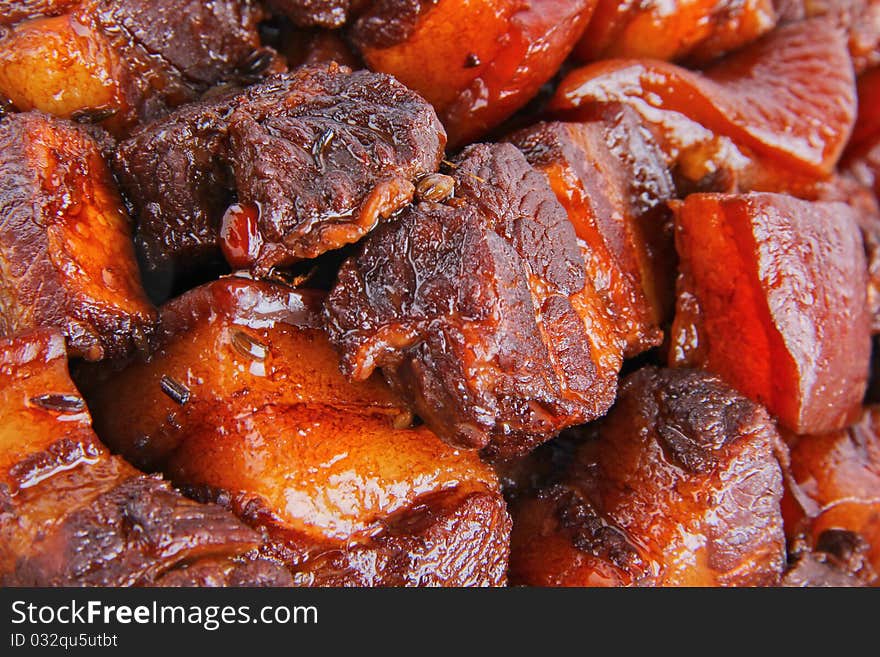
<box><xmin>843</xmin><ymin>67</ymin><xmax>880</xmax><ymax>199</ymax></box>
<box><xmin>0</xmin><ymin>0</ymin><xmax>277</xmax><ymax>134</ymax></box>
<box><xmin>777</xmin><ymin>0</ymin><xmax>880</xmax><ymax>73</ymax></box>
<box><xmin>0</xmin><ymin>328</ymin><xmax>291</xmax><ymax>587</ymax></box>
<box><xmin>575</xmin><ymin>0</ymin><xmax>777</xmax><ymax>64</ymax></box>
<box><xmin>669</xmin><ymin>193</ymin><xmax>869</xmax><ymax>434</ymax></box>
<box><xmin>79</xmin><ymin>278</ymin><xmax>511</xmax><ymax>587</ymax></box>
<box><xmin>781</xmin><ymin>406</ymin><xmax>880</xmax><ymax>585</ymax></box>
<box><xmin>508</xmin><ymin>367</ymin><xmax>786</xmax><ymax>587</ymax></box>
<box><xmin>326</xmin><ymin>142</ymin><xmax>628</xmax><ymax>459</ymax></box>
<box><xmin>0</xmin><ymin>112</ymin><xmax>155</xmax><ymax>360</ymax></box>
<box><xmin>349</xmin><ymin>0</ymin><xmax>596</xmax><ymax>147</ymax></box>
<box><xmin>113</xmin><ymin>64</ymin><xmax>445</xmax><ymax>285</ymax></box>
<box><xmin>508</xmin><ymin>106</ymin><xmax>677</xmax><ymax>357</ymax></box>
<box><xmin>552</xmin><ymin>18</ymin><xmax>856</xmax><ymax>193</ymax></box>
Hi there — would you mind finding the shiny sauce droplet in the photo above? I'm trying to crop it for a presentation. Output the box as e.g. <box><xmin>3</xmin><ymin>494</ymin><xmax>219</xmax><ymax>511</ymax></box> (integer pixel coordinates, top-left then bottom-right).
<box><xmin>231</xmin><ymin>330</ymin><xmax>269</xmax><ymax>361</ymax></box>
<box><xmin>220</xmin><ymin>203</ymin><xmax>262</xmax><ymax>270</ymax></box>
<box><xmin>29</xmin><ymin>394</ymin><xmax>86</xmax><ymax>413</ymax></box>
<box><xmin>160</xmin><ymin>375</ymin><xmax>190</xmax><ymax>405</ymax></box>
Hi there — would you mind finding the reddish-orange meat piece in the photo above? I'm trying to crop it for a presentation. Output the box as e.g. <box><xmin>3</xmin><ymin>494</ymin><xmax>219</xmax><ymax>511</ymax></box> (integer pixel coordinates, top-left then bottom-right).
<box><xmin>552</xmin><ymin>18</ymin><xmax>856</xmax><ymax>190</ymax></box>
<box><xmin>80</xmin><ymin>278</ymin><xmax>511</xmax><ymax>586</ymax></box>
<box><xmin>670</xmin><ymin>192</ymin><xmax>870</xmax><ymax>434</ymax></box>
<box><xmin>0</xmin><ymin>328</ymin><xmax>291</xmax><ymax>586</ymax></box>
<box><xmin>783</xmin><ymin>406</ymin><xmax>880</xmax><ymax>585</ymax></box>
<box><xmin>350</xmin><ymin>0</ymin><xmax>596</xmax><ymax>147</ymax></box>
<box><xmin>575</xmin><ymin>0</ymin><xmax>777</xmax><ymax>64</ymax></box>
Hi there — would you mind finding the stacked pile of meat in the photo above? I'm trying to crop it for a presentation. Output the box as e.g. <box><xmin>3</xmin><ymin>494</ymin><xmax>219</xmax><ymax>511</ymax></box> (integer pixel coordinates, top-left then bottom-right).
<box><xmin>1</xmin><ymin>0</ymin><xmax>879</xmax><ymax>587</ymax></box>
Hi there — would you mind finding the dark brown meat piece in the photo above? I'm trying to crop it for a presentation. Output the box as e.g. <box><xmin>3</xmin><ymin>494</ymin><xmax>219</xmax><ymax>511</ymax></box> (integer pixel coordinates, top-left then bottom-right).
<box><xmin>265</xmin><ymin>0</ymin><xmax>364</xmax><ymax>28</ymax></box>
<box><xmin>325</xmin><ymin>142</ymin><xmax>623</xmax><ymax>459</ymax></box>
<box><xmin>0</xmin><ymin>0</ymin><xmax>276</xmax><ymax>134</ymax></box>
<box><xmin>282</xmin><ymin>29</ymin><xmax>364</xmax><ymax>69</ymax></box>
<box><xmin>508</xmin><ymin>107</ymin><xmax>677</xmax><ymax>356</ymax></box>
<box><xmin>151</xmin><ymin>557</ymin><xmax>295</xmax><ymax>587</ymax></box>
<box><xmin>79</xmin><ymin>277</ymin><xmax>510</xmax><ymax>587</ymax></box>
<box><xmin>113</xmin><ymin>64</ymin><xmax>445</xmax><ymax>283</ymax></box>
<box><xmin>0</xmin><ymin>328</ymin><xmax>291</xmax><ymax>587</ymax></box>
<box><xmin>508</xmin><ymin>367</ymin><xmax>787</xmax><ymax>587</ymax></box>
<box><xmin>0</xmin><ymin>112</ymin><xmax>156</xmax><ymax>360</ymax></box>
<box><xmin>225</xmin><ymin>66</ymin><xmax>446</xmax><ymax>271</ymax></box>
<box><xmin>113</xmin><ymin>96</ymin><xmax>236</xmax><ymax>284</ymax></box>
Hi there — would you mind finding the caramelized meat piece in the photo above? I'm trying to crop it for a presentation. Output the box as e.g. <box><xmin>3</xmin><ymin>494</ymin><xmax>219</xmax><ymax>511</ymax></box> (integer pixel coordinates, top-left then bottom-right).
<box><xmin>508</xmin><ymin>107</ymin><xmax>677</xmax><ymax>356</ymax></box>
<box><xmin>80</xmin><ymin>278</ymin><xmax>510</xmax><ymax>587</ymax></box>
<box><xmin>782</xmin><ymin>407</ymin><xmax>880</xmax><ymax>585</ymax></box>
<box><xmin>552</xmin><ymin>18</ymin><xmax>856</xmax><ymax>190</ymax></box>
<box><xmin>224</xmin><ymin>67</ymin><xmax>444</xmax><ymax>271</ymax></box>
<box><xmin>509</xmin><ymin>367</ymin><xmax>786</xmax><ymax>587</ymax></box>
<box><xmin>113</xmin><ymin>96</ymin><xmax>236</xmax><ymax>284</ymax></box>
<box><xmin>0</xmin><ymin>112</ymin><xmax>155</xmax><ymax>360</ymax></box>
<box><xmin>114</xmin><ymin>65</ymin><xmax>445</xmax><ymax>282</ymax></box>
<box><xmin>575</xmin><ymin>0</ymin><xmax>777</xmax><ymax>64</ymax></box>
<box><xmin>670</xmin><ymin>193</ymin><xmax>870</xmax><ymax>434</ymax></box>
<box><xmin>0</xmin><ymin>0</ymin><xmax>274</xmax><ymax>134</ymax></box>
<box><xmin>0</xmin><ymin>0</ymin><xmax>79</xmax><ymax>25</ymax></box>
<box><xmin>350</xmin><ymin>0</ymin><xmax>596</xmax><ymax>147</ymax></box>
<box><xmin>0</xmin><ymin>329</ymin><xmax>290</xmax><ymax>587</ymax></box>
<box><xmin>266</xmin><ymin>0</ymin><xmax>363</xmax><ymax>28</ymax></box>
<box><xmin>326</xmin><ymin>142</ymin><xmax>622</xmax><ymax>458</ymax></box>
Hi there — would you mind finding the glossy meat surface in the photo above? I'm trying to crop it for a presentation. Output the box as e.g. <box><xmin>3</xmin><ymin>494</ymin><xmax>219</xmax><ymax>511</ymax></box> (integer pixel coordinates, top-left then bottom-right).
<box><xmin>508</xmin><ymin>108</ymin><xmax>676</xmax><ymax>356</ymax></box>
<box><xmin>113</xmin><ymin>93</ymin><xmax>238</xmax><ymax>283</ymax></box>
<box><xmin>114</xmin><ymin>65</ymin><xmax>445</xmax><ymax>281</ymax></box>
<box><xmin>670</xmin><ymin>193</ymin><xmax>870</xmax><ymax>434</ymax></box>
<box><xmin>0</xmin><ymin>329</ymin><xmax>290</xmax><ymax>587</ymax></box>
<box><xmin>783</xmin><ymin>406</ymin><xmax>880</xmax><ymax>584</ymax></box>
<box><xmin>80</xmin><ymin>277</ymin><xmax>510</xmax><ymax>586</ymax></box>
<box><xmin>575</xmin><ymin>0</ymin><xmax>777</xmax><ymax>64</ymax></box>
<box><xmin>0</xmin><ymin>112</ymin><xmax>155</xmax><ymax>360</ymax></box>
<box><xmin>266</xmin><ymin>0</ymin><xmax>362</xmax><ymax>27</ymax></box>
<box><xmin>552</xmin><ymin>18</ymin><xmax>856</xmax><ymax>188</ymax></box>
<box><xmin>0</xmin><ymin>0</ymin><xmax>270</xmax><ymax>134</ymax></box>
<box><xmin>509</xmin><ymin>367</ymin><xmax>786</xmax><ymax>586</ymax></box>
<box><xmin>326</xmin><ymin>142</ymin><xmax>622</xmax><ymax>458</ymax></box>
<box><xmin>0</xmin><ymin>0</ymin><xmax>79</xmax><ymax>25</ymax></box>
<box><xmin>351</xmin><ymin>0</ymin><xmax>595</xmax><ymax>147</ymax></box>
